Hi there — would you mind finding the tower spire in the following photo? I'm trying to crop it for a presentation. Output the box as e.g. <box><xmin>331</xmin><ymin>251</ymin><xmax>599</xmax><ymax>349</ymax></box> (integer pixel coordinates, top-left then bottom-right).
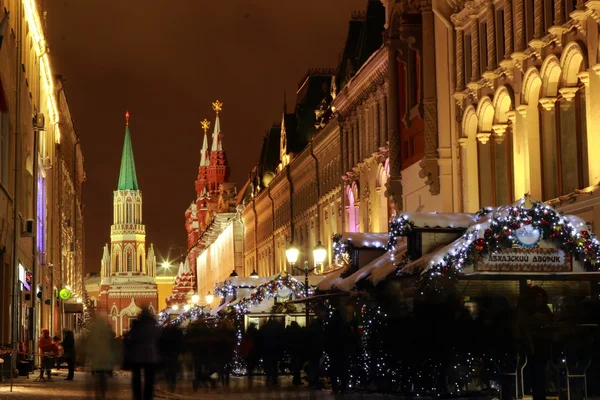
<box><xmin>211</xmin><ymin>100</ymin><xmax>223</xmax><ymax>151</ymax></box>
<box><xmin>200</xmin><ymin>119</ymin><xmax>211</xmax><ymax>167</ymax></box>
<box><xmin>118</xmin><ymin>110</ymin><xmax>139</xmax><ymax>190</ymax></box>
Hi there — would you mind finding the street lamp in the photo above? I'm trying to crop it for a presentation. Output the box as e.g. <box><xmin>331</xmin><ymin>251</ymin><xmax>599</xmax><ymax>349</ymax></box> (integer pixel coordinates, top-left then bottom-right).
<box><xmin>205</xmin><ymin>292</ymin><xmax>214</xmax><ymax>305</ymax></box>
<box><xmin>161</xmin><ymin>261</ymin><xmax>170</xmax><ymax>270</ymax></box>
<box><xmin>249</xmin><ymin>269</ymin><xmax>259</xmax><ymax>279</ymax></box>
<box><xmin>191</xmin><ymin>294</ymin><xmax>200</xmax><ymax>305</ymax></box>
<box><xmin>285</xmin><ymin>245</ymin><xmax>299</xmax><ymax>270</ymax></box>
<box><xmin>171</xmin><ymin>304</ymin><xmax>179</xmax><ymax>311</ymax></box>
<box><xmin>313</xmin><ymin>241</ymin><xmax>327</xmax><ymax>269</ymax></box>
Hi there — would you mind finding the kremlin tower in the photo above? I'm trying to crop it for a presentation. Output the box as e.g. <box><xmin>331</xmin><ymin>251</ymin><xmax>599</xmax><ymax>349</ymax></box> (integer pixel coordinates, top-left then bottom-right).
<box><xmin>98</xmin><ymin>112</ymin><xmax>158</xmax><ymax>335</ymax></box>
<box><xmin>174</xmin><ymin>101</ymin><xmax>235</xmax><ymax>308</ymax></box>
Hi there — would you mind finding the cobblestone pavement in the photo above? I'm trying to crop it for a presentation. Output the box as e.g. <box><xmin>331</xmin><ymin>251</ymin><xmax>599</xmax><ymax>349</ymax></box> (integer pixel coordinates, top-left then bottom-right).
<box><xmin>0</xmin><ymin>368</ymin><xmax>383</xmax><ymax>399</ymax></box>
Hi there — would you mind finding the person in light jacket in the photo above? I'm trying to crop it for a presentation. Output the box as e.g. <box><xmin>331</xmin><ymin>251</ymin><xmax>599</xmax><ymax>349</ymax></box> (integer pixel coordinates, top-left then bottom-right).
<box><xmin>86</xmin><ymin>315</ymin><xmax>117</xmax><ymax>400</ymax></box>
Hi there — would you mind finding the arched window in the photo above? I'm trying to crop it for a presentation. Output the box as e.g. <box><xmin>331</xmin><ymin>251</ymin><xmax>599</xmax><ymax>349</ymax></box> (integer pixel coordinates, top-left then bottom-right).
<box><xmin>115</xmin><ymin>254</ymin><xmax>120</xmax><ymax>272</ymax></box>
<box><xmin>477</xmin><ymin>129</ymin><xmax>514</xmax><ymax>207</ymax></box>
<box><xmin>126</xmin><ymin>201</ymin><xmax>132</xmax><ymax>223</ymax></box>
<box><xmin>127</xmin><ymin>252</ymin><xmax>133</xmax><ymax>272</ymax></box>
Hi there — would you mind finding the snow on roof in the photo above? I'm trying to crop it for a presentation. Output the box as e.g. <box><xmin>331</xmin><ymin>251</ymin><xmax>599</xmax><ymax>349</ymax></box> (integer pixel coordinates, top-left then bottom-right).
<box><xmin>316</xmin><ymin>268</ymin><xmax>346</xmax><ymax>291</ymax></box>
<box><xmin>400</xmin><ymin>212</ymin><xmax>477</xmax><ymax>229</ymax></box>
<box><xmin>335</xmin><ymin>251</ymin><xmax>395</xmax><ymax>292</ymax></box>
<box><xmin>336</xmin><ymin>241</ymin><xmax>408</xmax><ymax>289</ymax></box>
<box><xmin>338</xmin><ymin>232</ymin><xmax>388</xmax><ymax>249</ymax></box>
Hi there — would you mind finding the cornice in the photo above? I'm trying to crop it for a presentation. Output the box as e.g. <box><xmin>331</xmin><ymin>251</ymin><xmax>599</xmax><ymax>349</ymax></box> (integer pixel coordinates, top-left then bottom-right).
<box><xmin>332</xmin><ymin>47</ymin><xmax>388</xmax><ymax>117</ymax></box>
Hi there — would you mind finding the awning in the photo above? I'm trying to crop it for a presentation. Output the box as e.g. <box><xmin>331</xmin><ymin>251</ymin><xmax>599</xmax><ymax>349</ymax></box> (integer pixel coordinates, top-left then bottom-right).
<box><xmin>335</xmin><ymin>251</ymin><xmax>396</xmax><ymax>291</ymax></box>
<box><xmin>316</xmin><ymin>268</ymin><xmax>345</xmax><ymax>291</ymax></box>
<box><xmin>337</xmin><ymin>232</ymin><xmax>388</xmax><ymax>249</ymax></box>
<box><xmin>63</xmin><ymin>303</ymin><xmax>83</xmax><ymax>314</ymax></box>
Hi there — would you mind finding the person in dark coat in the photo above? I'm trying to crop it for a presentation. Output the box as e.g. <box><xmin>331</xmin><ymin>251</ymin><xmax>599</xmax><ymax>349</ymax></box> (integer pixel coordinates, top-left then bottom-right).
<box><xmin>306</xmin><ymin>318</ymin><xmax>324</xmax><ymax>389</ymax></box>
<box><xmin>61</xmin><ymin>329</ymin><xmax>76</xmax><ymax>380</ymax></box>
<box><xmin>126</xmin><ymin>306</ymin><xmax>161</xmax><ymax>400</ymax></box>
<box><xmin>241</xmin><ymin>323</ymin><xmax>259</xmax><ymax>388</ymax></box>
<box><xmin>159</xmin><ymin>322</ymin><xmax>184</xmax><ymax>393</ymax></box>
<box><xmin>260</xmin><ymin>318</ymin><xmax>284</xmax><ymax>386</ymax></box>
<box><xmin>186</xmin><ymin>319</ymin><xmax>214</xmax><ymax>390</ymax></box>
<box><xmin>286</xmin><ymin>321</ymin><xmax>305</xmax><ymax>385</ymax></box>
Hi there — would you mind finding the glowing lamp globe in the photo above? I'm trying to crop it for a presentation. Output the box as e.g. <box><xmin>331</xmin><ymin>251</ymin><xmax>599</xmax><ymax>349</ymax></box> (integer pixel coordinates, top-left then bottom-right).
<box><xmin>183</xmin><ymin>305</ymin><xmax>190</xmax><ymax>312</ymax></box>
<box><xmin>191</xmin><ymin>294</ymin><xmax>200</xmax><ymax>304</ymax></box>
<box><xmin>161</xmin><ymin>261</ymin><xmax>170</xmax><ymax>269</ymax></box>
<box><xmin>313</xmin><ymin>241</ymin><xmax>327</xmax><ymax>265</ymax></box>
<box><xmin>285</xmin><ymin>246</ymin><xmax>299</xmax><ymax>265</ymax></box>
<box><xmin>171</xmin><ymin>304</ymin><xmax>179</xmax><ymax>311</ymax></box>
<box><xmin>205</xmin><ymin>292</ymin><xmax>214</xmax><ymax>305</ymax></box>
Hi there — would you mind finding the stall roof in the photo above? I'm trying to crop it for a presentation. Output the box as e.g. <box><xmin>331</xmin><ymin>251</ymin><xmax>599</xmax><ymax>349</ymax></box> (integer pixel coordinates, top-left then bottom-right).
<box><xmin>224</xmin><ymin>274</ymin><xmax>324</xmax><ymax>288</ymax></box>
<box><xmin>400</xmin><ymin>212</ymin><xmax>477</xmax><ymax>229</ymax></box>
<box><xmin>335</xmin><ymin>240</ymin><xmax>408</xmax><ymax>291</ymax></box>
<box><xmin>316</xmin><ymin>268</ymin><xmax>346</xmax><ymax>291</ymax></box>
<box><xmin>337</xmin><ymin>232</ymin><xmax>388</xmax><ymax>249</ymax></box>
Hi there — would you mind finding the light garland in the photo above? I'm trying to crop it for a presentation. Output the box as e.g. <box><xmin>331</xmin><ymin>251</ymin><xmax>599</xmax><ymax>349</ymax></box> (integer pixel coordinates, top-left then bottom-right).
<box><xmin>225</xmin><ymin>273</ymin><xmax>306</xmax><ymax>317</ymax></box>
<box><xmin>214</xmin><ymin>281</ymin><xmax>236</xmax><ymax>299</ymax></box>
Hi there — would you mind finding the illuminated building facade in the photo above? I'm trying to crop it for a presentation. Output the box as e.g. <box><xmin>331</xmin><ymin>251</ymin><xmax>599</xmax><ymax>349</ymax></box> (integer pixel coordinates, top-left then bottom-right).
<box><xmin>443</xmin><ymin>0</ymin><xmax>600</xmax><ymax>226</ymax></box>
<box><xmin>97</xmin><ymin>113</ymin><xmax>158</xmax><ymax>336</ymax></box>
<box><xmin>0</xmin><ymin>0</ymin><xmax>85</xmax><ymax>360</ymax></box>
<box><xmin>181</xmin><ymin>102</ymin><xmax>241</xmax><ymax>306</ymax></box>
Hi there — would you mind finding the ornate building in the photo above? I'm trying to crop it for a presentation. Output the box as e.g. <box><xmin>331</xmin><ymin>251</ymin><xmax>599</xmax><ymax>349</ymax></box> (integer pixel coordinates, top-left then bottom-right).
<box><xmin>181</xmin><ymin>102</ymin><xmax>241</xmax><ymax>306</ymax></box>
<box><xmin>98</xmin><ymin>113</ymin><xmax>158</xmax><ymax>335</ymax></box>
<box><xmin>444</xmin><ymin>0</ymin><xmax>600</xmax><ymax>228</ymax></box>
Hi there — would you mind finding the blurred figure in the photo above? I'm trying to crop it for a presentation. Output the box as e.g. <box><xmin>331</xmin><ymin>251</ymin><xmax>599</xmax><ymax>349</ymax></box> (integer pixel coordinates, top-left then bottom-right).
<box><xmin>187</xmin><ymin>319</ymin><xmax>214</xmax><ymax>390</ymax></box>
<box><xmin>286</xmin><ymin>321</ymin><xmax>305</xmax><ymax>385</ymax></box>
<box><xmin>62</xmin><ymin>329</ymin><xmax>76</xmax><ymax>380</ymax></box>
<box><xmin>87</xmin><ymin>314</ymin><xmax>117</xmax><ymax>400</ymax></box>
<box><xmin>306</xmin><ymin>318</ymin><xmax>324</xmax><ymax>389</ymax></box>
<box><xmin>260</xmin><ymin>318</ymin><xmax>284</xmax><ymax>387</ymax></box>
<box><xmin>38</xmin><ymin>329</ymin><xmax>57</xmax><ymax>381</ymax></box>
<box><xmin>127</xmin><ymin>307</ymin><xmax>161</xmax><ymax>400</ymax></box>
<box><xmin>215</xmin><ymin>319</ymin><xmax>236</xmax><ymax>387</ymax></box>
<box><xmin>241</xmin><ymin>323</ymin><xmax>259</xmax><ymax>388</ymax></box>
<box><xmin>159</xmin><ymin>321</ymin><xmax>184</xmax><ymax>393</ymax></box>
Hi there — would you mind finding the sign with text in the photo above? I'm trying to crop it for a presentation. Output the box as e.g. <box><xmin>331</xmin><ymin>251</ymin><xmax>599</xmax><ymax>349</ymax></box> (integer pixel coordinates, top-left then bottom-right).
<box><xmin>477</xmin><ymin>248</ymin><xmax>572</xmax><ymax>272</ymax></box>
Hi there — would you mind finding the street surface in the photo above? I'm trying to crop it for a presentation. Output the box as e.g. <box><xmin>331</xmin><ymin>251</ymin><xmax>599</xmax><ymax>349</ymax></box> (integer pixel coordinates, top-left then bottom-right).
<box><xmin>0</xmin><ymin>368</ymin><xmax>393</xmax><ymax>399</ymax></box>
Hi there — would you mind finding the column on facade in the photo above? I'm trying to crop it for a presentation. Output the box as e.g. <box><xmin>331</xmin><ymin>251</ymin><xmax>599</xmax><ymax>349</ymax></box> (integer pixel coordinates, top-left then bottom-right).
<box><xmin>470</xmin><ymin>16</ymin><xmax>480</xmax><ymax>81</ymax></box>
<box><xmin>534</xmin><ymin>0</ymin><xmax>543</xmax><ymax>39</ymax></box>
<box><xmin>579</xmin><ymin>71</ymin><xmax>600</xmax><ymax>186</ymax></box>
<box><xmin>504</xmin><ymin>0</ymin><xmax>513</xmax><ymax>57</ymax></box>
<box><xmin>456</xmin><ymin>27</ymin><xmax>465</xmax><ymax>91</ymax></box>
<box><xmin>353</xmin><ymin>114</ymin><xmax>360</xmax><ymax>167</ymax></box>
<box><xmin>486</xmin><ymin>1</ymin><xmax>496</xmax><ymax>70</ymax></box>
<box><xmin>373</xmin><ymin>94</ymin><xmax>381</xmax><ymax>151</ymax></box>
<box><xmin>386</xmin><ymin>39</ymin><xmax>402</xmax><ymax>211</ymax></box>
<box><xmin>347</xmin><ymin>119</ymin><xmax>354</xmax><ymax>170</ymax></box>
<box><xmin>341</xmin><ymin>121</ymin><xmax>347</xmax><ymax>173</ymax></box>
<box><xmin>357</xmin><ymin>107</ymin><xmax>365</xmax><ymax>162</ymax></box>
<box><xmin>514</xmin><ymin>0</ymin><xmax>524</xmax><ymax>51</ymax></box>
<box><xmin>554</xmin><ymin>0</ymin><xmax>564</xmax><ymax>25</ymax></box>
<box><xmin>379</xmin><ymin>84</ymin><xmax>388</xmax><ymax>149</ymax></box>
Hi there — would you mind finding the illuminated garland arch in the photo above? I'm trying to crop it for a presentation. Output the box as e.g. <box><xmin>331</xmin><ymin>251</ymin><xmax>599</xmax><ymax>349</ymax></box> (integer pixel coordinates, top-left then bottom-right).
<box><xmin>423</xmin><ymin>198</ymin><xmax>600</xmax><ymax>283</ymax></box>
<box><xmin>225</xmin><ymin>273</ymin><xmax>305</xmax><ymax>318</ymax></box>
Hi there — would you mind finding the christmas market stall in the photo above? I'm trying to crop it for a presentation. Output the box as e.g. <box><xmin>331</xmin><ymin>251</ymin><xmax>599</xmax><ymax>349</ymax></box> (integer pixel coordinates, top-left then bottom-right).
<box><xmin>214</xmin><ymin>272</ymin><xmax>324</xmax><ymax>328</ymax></box>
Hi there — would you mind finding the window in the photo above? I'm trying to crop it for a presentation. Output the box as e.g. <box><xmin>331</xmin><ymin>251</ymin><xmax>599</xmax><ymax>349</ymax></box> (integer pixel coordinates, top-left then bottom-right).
<box><xmin>0</xmin><ymin>112</ymin><xmax>8</xmax><ymax>185</ymax></box>
<box><xmin>496</xmin><ymin>9</ymin><xmax>505</xmax><ymax>62</ymax></box>
<box><xmin>540</xmin><ymin>86</ymin><xmax>588</xmax><ymax>200</ymax></box>
<box><xmin>478</xmin><ymin>130</ymin><xmax>514</xmax><ymax>207</ymax></box>
<box><xmin>115</xmin><ymin>254</ymin><xmax>120</xmax><ymax>271</ymax></box>
<box><xmin>126</xmin><ymin>201</ymin><xmax>132</xmax><ymax>223</ymax></box>
<box><xmin>127</xmin><ymin>252</ymin><xmax>132</xmax><ymax>272</ymax></box>
<box><xmin>524</xmin><ymin>0</ymin><xmax>534</xmax><ymax>43</ymax></box>
<box><xmin>479</xmin><ymin>22</ymin><xmax>488</xmax><ymax>74</ymax></box>
<box><xmin>465</xmin><ymin>34</ymin><xmax>472</xmax><ymax>83</ymax></box>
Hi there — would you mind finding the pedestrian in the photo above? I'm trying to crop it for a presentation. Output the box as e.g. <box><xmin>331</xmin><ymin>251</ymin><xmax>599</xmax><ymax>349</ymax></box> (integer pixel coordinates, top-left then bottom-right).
<box><xmin>306</xmin><ymin>318</ymin><xmax>324</xmax><ymax>389</ymax></box>
<box><xmin>260</xmin><ymin>318</ymin><xmax>284</xmax><ymax>387</ymax></box>
<box><xmin>127</xmin><ymin>306</ymin><xmax>161</xmax><ymax>400</ymax></box>
<box><xmin>159</xmin><ymin>321</ymin><xmax>184</xmax><ymax>393</ymax></box>
<box><xmin>38</xmin><ymin>329</ymin><xmax>57</xmax><ymax>381</ymax></box>
<box><xmin>187</xmin><ymin>319</ymin><xmax>214</xmax><ymax>391</ymax></box>
<box><xmin>241</xmin><ymin>323</ymin><xmax>259</xmax><ymax>388</ymax></box>
<box><xmin>215</xmin><ymin>319</ymin><xmax>236</xmax><ymax>388</ymax></box>
<box><xmin>61</xmin><ymin>329</ymin><xmax>76</xmax><ymax>380</ymax></box>
<box><xmin>285</xmin><ymin>321</ymin><xmax>305</xmax><ymax>385</ymax></box>
<box><xmin>86</xmin><ymin>315</ymin><xmax>117</xmax><ymax>400</ymax></box>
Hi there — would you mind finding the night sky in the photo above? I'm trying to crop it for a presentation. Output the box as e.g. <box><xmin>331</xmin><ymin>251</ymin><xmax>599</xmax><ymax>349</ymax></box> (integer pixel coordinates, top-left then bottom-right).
<box><xmin>44</xmin><ymin>0</ymin><xmax>366</xmax><ymax>273</ymax></box>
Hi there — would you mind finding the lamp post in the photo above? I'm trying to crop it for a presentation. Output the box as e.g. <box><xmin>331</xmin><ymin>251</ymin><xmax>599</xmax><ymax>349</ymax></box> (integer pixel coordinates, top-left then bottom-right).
<box><xmin>286</xmin><ymin>242</ymin><xmax>327</xmax><ymax>325</ymax></box>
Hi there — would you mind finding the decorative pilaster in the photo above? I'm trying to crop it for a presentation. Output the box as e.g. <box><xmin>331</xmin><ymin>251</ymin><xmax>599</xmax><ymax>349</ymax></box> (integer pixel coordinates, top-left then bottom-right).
<box><xmin>353</xmin><ymin>114</ymin><xmax>360</xmax><ymax>168</ymax></box>
<box><xmin>558</xmin><ymin>87</ymin><xmax>578</xmax><ymax>102</ymax></box>
<box><xmin>492</xmin><ymin>124</ymin><xmax>508</xmax><ymax>143</ymax></box>
<box><xmin>340</xmin><ymin>121</ymin><xmax>347</xmax><ymax>174</ymax></box>
<box><xmin>476</xmin><ymin>132</ymin><xmax>492</xmax><ymax>144</ymax></box>
<box><xmin>379</xmin><ymin>84</ymin><xmax>388</xmax><ymax>150</ymax></box>
<box><xmin>539</xmin><ymin>97</ymin><xmax>558</xmax><ymax>111</ymax></box>
<box><xmin>418</xmin><ymin>3</ymin><xmax>440</xmax><ymax>195</ymax></box>
<box><xmin>486</xmin><ymin>1</ymin><xmax>496</xmax><ymax>70</ymax></box>
<box><xmin>373</xmin><ymin>96</ymin><xmax>381</xmax><ymax>151</ymax></box>
<box><xmin>470</xmin><ymin>16</ymin><xmax>480</xmax><ymax>81</ymax></box>
<box><xmin>456</xmin><ymin>28</ymin><xmax>465</xmax><ymax>91</ymax></box>
<box><xmin>385</xmin><ymin>39</ymin><xmax>402</xmax><ymax>212</ymax></box>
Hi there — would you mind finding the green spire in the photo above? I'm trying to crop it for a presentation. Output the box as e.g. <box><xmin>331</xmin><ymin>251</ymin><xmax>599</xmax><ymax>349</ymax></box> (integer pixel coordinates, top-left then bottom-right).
<box><xmin>117</xmin><ymin>111</ymin><xmax>139</xmax><ymax>190</ymax></box>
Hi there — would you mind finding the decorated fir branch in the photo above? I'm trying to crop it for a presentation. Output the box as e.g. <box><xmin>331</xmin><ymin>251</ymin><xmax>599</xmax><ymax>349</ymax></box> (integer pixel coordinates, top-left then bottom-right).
<box><xmin>214</xmin><ymin>281</ymin><xmax>236</xmax><ymax>299</ymax></box>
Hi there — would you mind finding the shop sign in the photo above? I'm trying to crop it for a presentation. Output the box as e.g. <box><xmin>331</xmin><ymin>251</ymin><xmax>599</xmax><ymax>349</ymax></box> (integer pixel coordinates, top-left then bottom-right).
<box><xmin>477</xmin><ymin>248</ymin><xmax>572</xmax><ymax>272</ymax></box>
<box><xmin>18</xmin><ymin>263</ymin><xmax>31</xmax><ymax>291</ymax></box>
<box><xmin>515</xmin><ymin>225</ymin><xmax>541</xmax><ymax>247</ymax></box>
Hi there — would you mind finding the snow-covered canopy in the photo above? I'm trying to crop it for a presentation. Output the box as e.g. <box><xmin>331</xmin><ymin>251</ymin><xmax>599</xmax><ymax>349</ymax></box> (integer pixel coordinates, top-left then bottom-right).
<box><xmin>316</xmin><ymin>268</ymin><xmax>346</xmax><ymax>291</ymax></box>
<box><xmin>336</xmin><ymin>232</ymin><xmax>388</xmax><ymax>249</ymax></box>
<box><xmin>399</xmin><ymin>212</ymin><xmax>477</xmax><ymax>229</ymax></box>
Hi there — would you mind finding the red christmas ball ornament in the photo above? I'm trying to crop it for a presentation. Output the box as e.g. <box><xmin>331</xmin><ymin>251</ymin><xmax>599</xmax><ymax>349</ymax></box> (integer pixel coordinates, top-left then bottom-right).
<box><xmin>475</xmin><ymin>238</ymin><xmax>485</xmax><ymax>246</ymax></box>
<box><xmin>524</xmin><ymin>219</ymin><xmax>532</xmax><ymax>225</ymax></box>
<box><xmin>485</xmin><ymin>228</ymin><xmax>493</xmax><ymax>235</ymax></box>
<box><xmin>582</xmin><ymin>231</ymin><xmax>589</xmax><ymax>238</ymax></box>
